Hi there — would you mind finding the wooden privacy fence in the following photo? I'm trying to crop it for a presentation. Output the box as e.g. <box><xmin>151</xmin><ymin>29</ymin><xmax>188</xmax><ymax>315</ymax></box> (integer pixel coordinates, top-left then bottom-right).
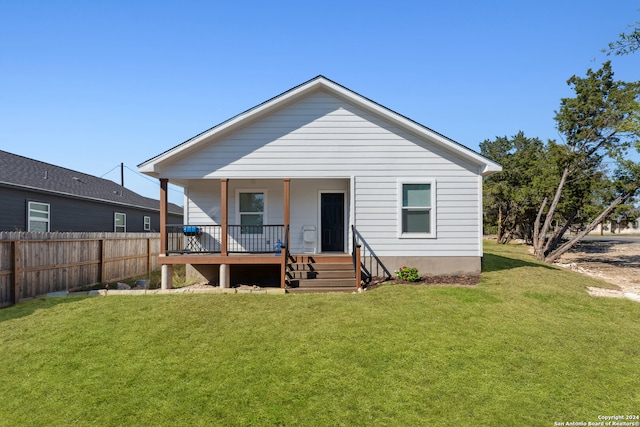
<box><xmin>0</xmin><ymin>232</ymin><xmax>161</xmax><ymax>307</ymax></box>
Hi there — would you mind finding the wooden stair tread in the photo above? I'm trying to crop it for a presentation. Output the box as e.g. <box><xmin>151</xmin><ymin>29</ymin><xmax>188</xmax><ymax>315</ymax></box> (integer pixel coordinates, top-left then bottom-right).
<box><xmin>286</xmin><ymin>286</ymin><xmax>357</xmax><ymax>293</ymax></box>
<box><xmin>286</xmin><ymin>253</ymin><xmax>358</xmax><ymax>292</ymax></box>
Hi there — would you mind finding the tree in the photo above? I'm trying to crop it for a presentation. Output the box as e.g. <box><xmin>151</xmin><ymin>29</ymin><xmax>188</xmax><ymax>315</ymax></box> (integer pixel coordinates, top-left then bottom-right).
<box><xmin>606</xmin><ymin>20</ymin><xmax>640</xmax><ymax>55</ymax></box>
<box><xmin>481</xmin><ymin>134</ymin><xmax>607</xmax><ymax>245</ymax></box>
<box><xmin>532</xmin><ymin>62</ymin><xmax>640</xmax><ymax>262</ymax></box>
<box><xmin>481</xmin><ymin>132</ymin><xmax>550</xmax><ymax>243</ymax></box>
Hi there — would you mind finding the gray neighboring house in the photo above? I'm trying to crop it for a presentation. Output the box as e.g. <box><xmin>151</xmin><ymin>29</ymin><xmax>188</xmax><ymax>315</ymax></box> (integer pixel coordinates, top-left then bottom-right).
<box><xmin>0</xmin><ymin>150</ymin><xmax>183</xmax><ymax>232</ymax></box>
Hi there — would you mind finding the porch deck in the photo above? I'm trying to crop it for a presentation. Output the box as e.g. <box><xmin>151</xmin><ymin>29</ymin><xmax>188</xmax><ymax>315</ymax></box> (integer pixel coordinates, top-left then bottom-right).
<box><xmin>159</xmin><ymin>253</ymin><xmax>286</xmax><ymax>265</ymax></box>
<box><xmin>157</xmin><ymin>221</ymin><xmax>384</xmax><ymax>292</ymax></box>
<box><xmin>158</xmin><ymin>252</ymin><xmax>361</xmax><ymax>292</ymax></box>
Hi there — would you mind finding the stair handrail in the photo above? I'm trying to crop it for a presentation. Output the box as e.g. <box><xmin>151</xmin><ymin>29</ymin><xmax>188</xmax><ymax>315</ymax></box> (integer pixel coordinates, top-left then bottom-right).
<box><xmin>283</xmin><ymin>224</ymin><xmax>293</xmax><ymax>287</ymax></box>
<box><xmin>284</xmin><ymin>224</ymin><xmax>291</xmax><ymax>262</ymax></box>
<box><xmin>351</xmin><ymin>225</ymin><xmax>392</xmax><ymax>286</ymax></box>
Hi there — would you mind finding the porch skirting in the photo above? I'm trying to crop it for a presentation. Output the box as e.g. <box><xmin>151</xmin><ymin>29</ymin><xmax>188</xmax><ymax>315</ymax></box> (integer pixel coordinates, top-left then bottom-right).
<box><xmin>187</xmin><ymin>264</ymin><xmax>281</xmax><ymax>287</ymax></box>
<box><xmin>186</xmin><ymin>256</ymin><xmax>481</xmax><ymax>286</ymax></box>
<box><xmin>378</xmin><ymin>256</ymin><xmax>481</xmax><ymax>276</ymax></box>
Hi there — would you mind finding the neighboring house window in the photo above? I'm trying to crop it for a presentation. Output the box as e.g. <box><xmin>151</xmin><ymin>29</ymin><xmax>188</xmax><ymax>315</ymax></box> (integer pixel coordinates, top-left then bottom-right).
<box><xmin>144</xmin><ymin>216</ymin><xmax>151</xmax><ymax>231</ymax></box>
<box><xmin>633</xmin><ymin>220</ymin><xmax>639</xmax><ymax>230</ymax></box>
<box><xmin>398</xmin><ymin>180</ymin><xmax>435</xmax><ymax>238</ymax></box>
<box><xmin>237</xmin><ymin>191</ymin><xmax>265</xmax><ymax>234</ymax></box>
<box><xmin>115</xmin><ymin>212</ymin><xmax>126</xmax><ymax>232</ymax></box>
<box><xmin>28</xmin><ymin>201</ymin><xmax>50</xmax><ymax>232</ymax></box>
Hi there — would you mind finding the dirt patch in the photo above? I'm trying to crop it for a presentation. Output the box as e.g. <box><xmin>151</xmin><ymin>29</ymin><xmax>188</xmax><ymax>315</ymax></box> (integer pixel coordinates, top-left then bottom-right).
<box><xmin>554</xmin><ymin>239</ymin><xmax>640</xmax><ymax>300</ymax></box>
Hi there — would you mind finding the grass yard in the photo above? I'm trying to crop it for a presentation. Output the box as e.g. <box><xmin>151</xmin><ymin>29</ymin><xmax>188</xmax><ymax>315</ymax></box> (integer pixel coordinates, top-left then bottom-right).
<box><xmin>1</xmin><ymin>241</ymin><xmax>639</xmax><ymax>426</ymax></box>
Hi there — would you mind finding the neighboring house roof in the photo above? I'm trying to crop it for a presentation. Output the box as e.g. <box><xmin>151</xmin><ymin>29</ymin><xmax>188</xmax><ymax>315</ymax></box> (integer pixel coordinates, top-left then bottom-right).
<box><xmin>138</xmin><ymin>75</ymin><xmax>502</xmax><ymax>177</ymax></box>
<box><xmin>0</xmin><ymin>150</ymin><xmax>182</xmax><ymax>215</ymax></box>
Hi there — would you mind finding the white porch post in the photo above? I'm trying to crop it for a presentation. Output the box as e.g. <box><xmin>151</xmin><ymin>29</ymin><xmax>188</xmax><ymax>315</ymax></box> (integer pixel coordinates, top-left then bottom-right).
<box><xmin>220</xmin><ymin>264</ymin><xmax>229</xmax><ymax>288</ymax></box>
<box><xmin>161</xmin><ymin>264</ymin><xmax>173</xmax><ymax>290</ymax></box>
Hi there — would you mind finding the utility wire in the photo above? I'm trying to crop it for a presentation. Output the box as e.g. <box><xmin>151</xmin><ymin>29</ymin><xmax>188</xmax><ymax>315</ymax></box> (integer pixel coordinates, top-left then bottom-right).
<box><xmin>123</xmin><ymin>165</ymin><xmax>184</xmax><ymax>193</ymax></box>
<box><xmin>99</xmin><ymin>164</ymin><xmax>121</xmax><ymax>178</ymax></box>
<box><xmin>100</xmin><ymin>164</ymin><xmax>184</xmax><ymax>194</ymax></box>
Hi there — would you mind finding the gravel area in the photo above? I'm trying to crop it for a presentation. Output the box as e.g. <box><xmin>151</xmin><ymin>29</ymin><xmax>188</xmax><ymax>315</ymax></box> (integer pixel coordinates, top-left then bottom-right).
<box><xmin>554</xmin><ymin>239</ymin><xmax>640</xmax><ymax>302</ymax></box>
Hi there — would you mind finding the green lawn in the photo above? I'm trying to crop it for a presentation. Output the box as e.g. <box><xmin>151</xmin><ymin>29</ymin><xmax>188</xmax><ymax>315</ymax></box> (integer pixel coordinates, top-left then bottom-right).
<box><xmin>1</xmin><ymin>242</ymin><xmax>639</xmax><ymax>426</ymax></box>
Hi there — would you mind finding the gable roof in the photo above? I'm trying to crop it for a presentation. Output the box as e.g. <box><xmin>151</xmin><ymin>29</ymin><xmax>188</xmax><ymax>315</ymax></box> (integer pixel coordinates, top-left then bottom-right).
<box><xmin>0</xmin><ymin>150</ymin><xmax>182</xmax><ymax>215</ymax></box>
<box><xmin>138</xmin><ymin>75</ymin><xmax>502</xmax><ymax>177</ymax></box>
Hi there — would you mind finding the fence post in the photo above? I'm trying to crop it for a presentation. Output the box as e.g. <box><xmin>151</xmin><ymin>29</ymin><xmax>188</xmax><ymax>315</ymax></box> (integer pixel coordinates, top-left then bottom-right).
<box><xmin>147</xmin><ymin>237</ymin><xmax>152</xmax><ymax>277</ymax></box>
<box><xmin>12</xmin><ymin>241</ymin><xmax>20</xmax><ymax>305</ymax></box>
<box><xmin>99</xmin><ymin>239</ymin><xmax>105</xmax><ymax>283</ymax></box>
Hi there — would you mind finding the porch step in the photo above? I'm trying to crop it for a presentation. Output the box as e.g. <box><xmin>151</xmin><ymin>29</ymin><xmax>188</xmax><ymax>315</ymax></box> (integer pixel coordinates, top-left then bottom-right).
<box><xmin>289</xmin><ymin>254</ymin><xmax>352</xmax><ymax>264</ymax></box>
<box><xmin>287</xmin><ymin>285</ymin><xmax>357</xmax><ymax>293</ymax></box>
<box><xmin>288</xmin><ymin>262</ymin><xmax>353</xmax><ymax>279</ymax></box>
<box><xmin>286</xmin><ymin>254</ymin><xmax>357</xmax><ymax>293</ymax></box>
<box><xmin>294</xmin><ymin>278</ymin><xmax>355</xmax><ymax>287</ymax></box>
<box><xmin>288</xmin><ymin>270</ymin><xmax>354</xmax><ymax>280</ymax></box>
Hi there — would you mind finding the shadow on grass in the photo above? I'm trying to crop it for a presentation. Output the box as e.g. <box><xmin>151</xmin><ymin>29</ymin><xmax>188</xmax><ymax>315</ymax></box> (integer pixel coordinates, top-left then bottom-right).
<box><xmin>568</xmin><ymin>254</ymin><xmax>640</xmax><ymax>269</ymax></box>
<box><xmin>0</xmin><ymin>295</ymin><xmax>89</xmax><ymax>324</ymax></box>
<box><xmin>482</xmin><ymin>252</ymin><xmax>557</xmax><ymax>273</ymax></box>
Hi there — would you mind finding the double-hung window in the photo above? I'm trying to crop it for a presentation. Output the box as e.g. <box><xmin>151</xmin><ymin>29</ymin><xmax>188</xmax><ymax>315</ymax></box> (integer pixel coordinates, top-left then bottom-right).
<box><xmin>238</xmin><ymin>191</ymin><xmax>265</xmax><ymax>234</ymax></box>
<box><xmin>144</xmin><ymin>216</ymin><xmax>151</xmax><ymax>231</ymax></box>
<box><xmin>115</xmin><ymin>212</ymin><xmax>126</xmax><ymax>232</ymax></box>
<box><xmin>28</xmin><ymin>201</ymin><xmax>50</xmax><ymax>232</ymax></box>
<box><xmin>398</xmin><ymin>180</ymin><xmax>435</xmax><ymax>238</ymax></box>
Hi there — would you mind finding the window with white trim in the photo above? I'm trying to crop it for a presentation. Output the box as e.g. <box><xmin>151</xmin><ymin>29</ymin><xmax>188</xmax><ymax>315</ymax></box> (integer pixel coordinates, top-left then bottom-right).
<box><xmin>237</xmin><ymin>191</ymin><xmax>265</xmax><ymax>234</ymax></box>
<box><xmin>28</xmin><ymin>201</ymin><xmax>50</xmax><ymax>232</ymax></box>
<box><xmin>144</xmin><ymin>216</ymin><xmax>151</xmax><ymax>231</ymax></box>
<box><xmin>398</xmin><ymin>180</ymin><xmax>435</xmax><ymax>238</ymax></box>
<box><xmin>115</xmin><ymin>212</ymin><xmax>126</xmax><ymax>232</ymax></box>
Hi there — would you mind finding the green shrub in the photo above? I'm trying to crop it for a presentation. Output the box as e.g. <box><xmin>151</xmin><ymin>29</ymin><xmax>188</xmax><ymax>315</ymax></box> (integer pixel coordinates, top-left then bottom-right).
<box><xmin>395</xmin><ymin>266</ymin><xmax>420</xmax><ymax>282</ymax></box>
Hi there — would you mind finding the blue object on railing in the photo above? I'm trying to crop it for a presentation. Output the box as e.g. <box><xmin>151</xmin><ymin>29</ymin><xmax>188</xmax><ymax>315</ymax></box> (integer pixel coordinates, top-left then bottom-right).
<box><xmin>275</xmin><ymin>238</ymin><xmax>282</xmax><ymax>256</ymax></box>
<box><xmin>183</xmin><ymin>226</ymin><xmax>199</xmax><ymax>236</ymax></box>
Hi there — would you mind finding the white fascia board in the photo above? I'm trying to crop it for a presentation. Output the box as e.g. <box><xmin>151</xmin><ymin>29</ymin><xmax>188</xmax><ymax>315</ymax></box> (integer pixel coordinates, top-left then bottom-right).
<box><xmin>480</xmin><ymin>162</ymin><xmax>503</xmax><ymax>177</ymax></box>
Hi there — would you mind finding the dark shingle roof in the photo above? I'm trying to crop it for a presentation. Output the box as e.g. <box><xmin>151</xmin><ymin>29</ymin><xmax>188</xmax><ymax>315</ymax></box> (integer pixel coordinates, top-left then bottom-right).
<box><xmin>0</xmin><ymin>150</ymin><xmax>182</xmax><ymax>215</ymax></box>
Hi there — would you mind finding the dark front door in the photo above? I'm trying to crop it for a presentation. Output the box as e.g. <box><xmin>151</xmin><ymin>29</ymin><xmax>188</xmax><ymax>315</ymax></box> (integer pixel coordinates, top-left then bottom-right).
<box><xmin>321</xmin><ymin>193</ymin><xmax>344</xmax><ymax>252</ymax></box>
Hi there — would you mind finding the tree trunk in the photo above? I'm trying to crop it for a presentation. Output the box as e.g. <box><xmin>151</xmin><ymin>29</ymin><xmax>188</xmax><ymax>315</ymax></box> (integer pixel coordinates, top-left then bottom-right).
<box><xmin>543</xmin><ymin>196</ymin><xmax>625</xmax><ymax>263</ymax></box>
<box><xmin>546</xmin><ymin>211</ymin><xmax>578</xmax><ymax>255</ymax></box>
<box><xmin>497</xmin><ymin>205</ymin><xmax>504</xmax><ymax>243</ymax></box>
<box><xmin>533</xmin><ymin>167</ymin><xmax>570</xmax><ymax>259</ymax></box>
<box><xmin>533</xmin><ymin>197</ymin><xmax>548</xmax><ymax>259</ymax></box>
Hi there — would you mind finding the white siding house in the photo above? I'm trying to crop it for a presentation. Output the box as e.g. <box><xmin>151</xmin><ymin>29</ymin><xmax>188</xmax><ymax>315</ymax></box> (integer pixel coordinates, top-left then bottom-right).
<box><xmin>139</xmin><ymin>76</ymin><xmax>501</xmax><ymax>290</ymax></box>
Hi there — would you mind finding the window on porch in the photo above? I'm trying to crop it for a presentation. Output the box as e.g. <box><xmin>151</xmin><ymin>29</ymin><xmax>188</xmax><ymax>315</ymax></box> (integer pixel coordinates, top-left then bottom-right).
<box><xmin>238</xmin><ymin>191</ymin><xmax>265</xmax><ymax>234</ymax></box>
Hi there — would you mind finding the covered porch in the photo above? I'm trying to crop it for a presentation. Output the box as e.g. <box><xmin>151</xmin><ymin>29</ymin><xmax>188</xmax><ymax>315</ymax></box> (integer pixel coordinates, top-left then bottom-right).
<box><xmin>157</xmin><ymin>178</ymin><xmax>364</xmax><ymax>291</ymax></box>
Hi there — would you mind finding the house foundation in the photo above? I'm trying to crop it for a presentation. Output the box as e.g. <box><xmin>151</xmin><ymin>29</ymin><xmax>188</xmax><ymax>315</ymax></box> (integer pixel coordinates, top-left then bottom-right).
<box><xmin>380</xmin><ymin>256</ymin><xmax>481</xmax><ymax>277</ymax></box>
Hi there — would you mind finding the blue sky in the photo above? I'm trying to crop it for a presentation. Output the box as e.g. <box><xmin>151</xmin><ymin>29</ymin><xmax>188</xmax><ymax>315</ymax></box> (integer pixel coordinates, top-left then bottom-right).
<box><xmin>1</xmin><ymin>0</ymin><xmax>638</xmax><ymax>206</ymax></box>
